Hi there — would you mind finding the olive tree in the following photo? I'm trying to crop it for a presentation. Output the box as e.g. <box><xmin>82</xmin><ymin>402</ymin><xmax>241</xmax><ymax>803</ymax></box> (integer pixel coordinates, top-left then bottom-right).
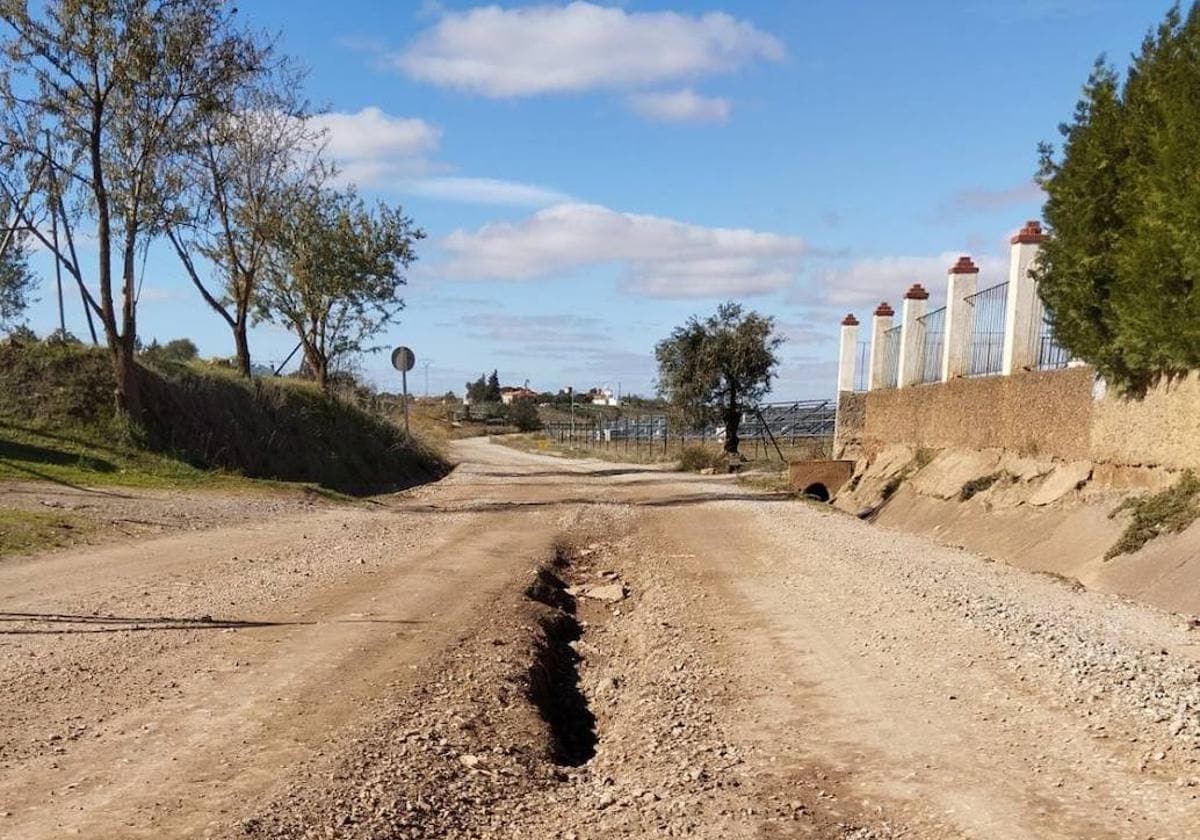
<box><xmin>655</xmin><ymin>301</ymin><xmax>783</xmax><ymax>455</ymax></box>
<box><xmin>258</xmin><ymin>185</ymin><xmax>423</xmax><ymax>392</ymax></box>
<box><xmin>0</xmin><ymin>0</ymin><xmax>267</xmax><ymax>416</ymax></box>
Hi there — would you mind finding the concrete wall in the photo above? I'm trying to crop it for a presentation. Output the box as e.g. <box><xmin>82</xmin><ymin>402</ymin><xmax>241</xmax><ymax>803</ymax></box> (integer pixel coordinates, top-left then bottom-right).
<box><xmin>1091</xmin><ymin>373</ymin><xmax>1200</xmax><ymax>470</ymax></box>
<box><xmin>857</xmin><ymin>367</ymin><xmax>1094</xmax><ymax>460</ymax></box>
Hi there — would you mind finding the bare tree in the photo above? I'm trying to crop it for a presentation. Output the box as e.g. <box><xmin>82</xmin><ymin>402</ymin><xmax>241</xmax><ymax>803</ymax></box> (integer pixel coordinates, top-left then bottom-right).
<box><xmin>0</xmin><ymin>0</ymin><xmax>267</xmax><ymax>417</ymax></box>
<box><xmin>166</xmin><ymin>61</ymin><xmax>325</xmax><ymax>378</ymax></box>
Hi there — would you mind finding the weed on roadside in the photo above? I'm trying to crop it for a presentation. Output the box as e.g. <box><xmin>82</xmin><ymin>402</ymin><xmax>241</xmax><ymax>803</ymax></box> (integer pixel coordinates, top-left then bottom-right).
<box><xmin>1105</xmin><ymin>471</ymin><xmax>1200</xmax><ymax>559</ymax></box>
<box><xmin>959</xmin><ymin>471</ymin><xmax>1008</xmax><ymax>502</ymax></box>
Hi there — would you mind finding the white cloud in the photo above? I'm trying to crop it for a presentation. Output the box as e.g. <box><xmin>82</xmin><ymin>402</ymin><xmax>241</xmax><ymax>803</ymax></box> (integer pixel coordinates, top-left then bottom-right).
<box><xmin>627</xmin><ymin>89</ymin><xmax>731</xmax><ymax>123</ymax></box>
<box><xmin>395</xmin><ymin>2</ymin><xmax>784</xmax><ymax>97</ymax></box>
<box><xmin>437</xmin><ymin>202</ymin><xmax>807</xmax><ymax>299</ymax></box>
<box><xmin>811</xmin><ymin>252</ymin><xmax>1008</xmax><ymax>310</ymax></box>
<box><xmin>310</xmin><ymin>107</ymin><xmax>441</xmax><ymax>161</ymax></box>
<box><xmin>406</xmin><ymin>176</ymin><xmax>572</xmax><ymax>207</ymax></box>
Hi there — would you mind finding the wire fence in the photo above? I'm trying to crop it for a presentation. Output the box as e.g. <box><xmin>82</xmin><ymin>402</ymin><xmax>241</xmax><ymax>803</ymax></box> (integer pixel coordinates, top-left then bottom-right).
<box><xmin>965</xmin><ymin>281</ymin><xmax>1008</xmax><ymax>376</ymax></box>
<box><xmin>879</xmin><ymin>325</ymin><xmax>901</xmax><ymax>389</ymax></box>
<box><xmin>540</xmin><ymin>400</ymin><xmax>836</xmax><ymax>463</ymax></box>
<box><xmin>915</xmin><ymin>306</ymin><xmax>946</xmax><ymax>385</ymax></box>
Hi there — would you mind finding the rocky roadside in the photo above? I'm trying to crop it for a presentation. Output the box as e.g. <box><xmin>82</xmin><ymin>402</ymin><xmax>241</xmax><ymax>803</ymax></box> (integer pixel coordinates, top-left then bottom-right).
<box><xmin>226</xmin><ymin>515</ymin><xmax>901</xmax><ymax>840</ymax></box>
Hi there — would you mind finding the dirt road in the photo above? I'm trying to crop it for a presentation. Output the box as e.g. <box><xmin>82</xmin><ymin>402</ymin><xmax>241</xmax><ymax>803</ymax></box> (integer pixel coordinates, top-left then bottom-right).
<box><xmin>0</xmin><ymin>438</ymin><xmax>1197</xmax><ymax>839</ymax></box>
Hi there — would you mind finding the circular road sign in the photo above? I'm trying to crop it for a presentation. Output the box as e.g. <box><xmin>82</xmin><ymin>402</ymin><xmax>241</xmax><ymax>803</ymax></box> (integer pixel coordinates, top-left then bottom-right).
<box><xmin>391</xmin><ymin>346</ymin><xmax>416</xmax><ymax>372</ymax></box>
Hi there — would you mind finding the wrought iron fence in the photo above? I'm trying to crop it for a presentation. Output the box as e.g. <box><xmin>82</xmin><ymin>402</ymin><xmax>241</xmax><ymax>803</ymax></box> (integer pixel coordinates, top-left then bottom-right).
<box><xmin>1030</xmin><ymin>297</ymin><xmax>1071</xmax><ymax>370</ymax></box>
<box><xmin>879</xmin><ymin>325</ymin><xmax>901</xmax><ymax>389</ymax></box>
<box><xmin>854</xmin><ymin>341</ymin><xmax>870</xmax><ymax>392</ymax></box>
<box><xmin>965</xmin><ymin>281</ymin><xmax>1008</xmax><ymax>376</ymax></box>
<box><xmin>915</xmin><ymin>306</ymin><xmax>946</xmax><ymax>384</ymax></box>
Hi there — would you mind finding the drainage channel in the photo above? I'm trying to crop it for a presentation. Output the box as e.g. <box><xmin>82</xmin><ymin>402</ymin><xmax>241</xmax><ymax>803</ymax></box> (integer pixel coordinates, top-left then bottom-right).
<box><xmin>524</xmin><ymin>561</ymin><xmax>598</xmax><ymax>767</ymax></box>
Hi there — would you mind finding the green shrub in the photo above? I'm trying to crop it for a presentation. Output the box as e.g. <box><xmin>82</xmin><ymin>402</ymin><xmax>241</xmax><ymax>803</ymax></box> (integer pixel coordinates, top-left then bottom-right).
<box><xmin>678</xmin><ymin>444</ymin><xmax>724</xmax><ymax>473</ymax></box>
<box><xmin>959</xmin><ymin>471</ymin><xmax>1006</xmax><ymax>502</ymax></box>
<box><xmin>1105</xmin><ymin>471</ymin><xmax>1200</xmax><ymax>559</ymax></box>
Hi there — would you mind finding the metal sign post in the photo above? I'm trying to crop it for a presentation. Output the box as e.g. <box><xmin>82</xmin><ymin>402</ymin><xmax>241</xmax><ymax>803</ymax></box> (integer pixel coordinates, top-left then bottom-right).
<box><xmin>391</xmin><ymin>346</ymin><xmax>416</xmax><ymax>434</ymax></box>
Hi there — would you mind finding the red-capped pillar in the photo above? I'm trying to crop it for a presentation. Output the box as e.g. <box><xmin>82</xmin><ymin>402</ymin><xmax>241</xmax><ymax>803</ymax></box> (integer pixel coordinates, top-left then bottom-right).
<box><xmin>837</xmin><ymin>313</ymin><xmax>860</xmax><ymax>392</ymax></box>
<box><xmin>898</xmin><ymin>283</ymin><xmax>930</xmax><ymax>388</ymax></box>
<box><xmin>867</xmin><ymin>302</ymin><xmax>895</xmax><ymax>391</ymax></box>
<box><xmin>1002</xmin><ymin>220</ymin><xmax>1046</xmax><ymax>374</ymax></box>
<box><xmin>942</xmin><ymin>256</ymin><xmax>980</xmax><ymax>381</ymax></box>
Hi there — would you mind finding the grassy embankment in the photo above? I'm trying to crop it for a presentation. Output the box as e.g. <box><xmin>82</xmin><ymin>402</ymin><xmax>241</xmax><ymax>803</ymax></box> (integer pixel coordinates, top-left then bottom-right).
<box><xmin>0</xmin><ymin>340</ymin><xmax>449</xmax><ymax>555</ymax></box>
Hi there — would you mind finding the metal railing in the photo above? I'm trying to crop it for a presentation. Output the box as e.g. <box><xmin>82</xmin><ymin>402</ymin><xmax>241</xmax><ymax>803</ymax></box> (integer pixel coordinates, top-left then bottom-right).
<box><xmin>915</xmin><ymin>306</ymin><xmax>946</xmax><ymax>384</ymax></box>
<box><xmin>965</xmin><ymin>281</ymin><xmax>1007</xmax><ymax>376</ymax></box>
<box><xmin>854</xmin><ymin>341</ymin><xmax>870</xmax><ymax>392</ymax></box>
<box><xmin>1030</xmin><ymin>297</ymin><xmax>1071</xmax><ymax>370</ymax></box>
<box><xmin>879</xmin><ymin>325</ymin><xmax>901</xmax><ymax>389</ymax></box>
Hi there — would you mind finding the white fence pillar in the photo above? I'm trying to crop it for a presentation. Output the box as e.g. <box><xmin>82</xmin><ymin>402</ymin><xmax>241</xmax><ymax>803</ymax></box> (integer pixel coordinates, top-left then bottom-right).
<box><xmin>897</xmin><ymin>284</ymin><xmax>929</xmax><ymax>388</ymax></box>
<box><xmin>1001</xmin><ymin>220</ymin><xmax>1046</xmax><ymax>375</ymax></box>
<box><xmin>941</xmin><ymin>256</ymin><xmax>979</xmax><ymax>381</ymax></box>
<box><xmin>837</xmin><ymin>314</ymin><xmax>860</xmax><ymax>392</ymax></box>
<box><xmin>867</xmin><ymin>302</ymin><xmax>894</xmax><ymax>391</ymax></box>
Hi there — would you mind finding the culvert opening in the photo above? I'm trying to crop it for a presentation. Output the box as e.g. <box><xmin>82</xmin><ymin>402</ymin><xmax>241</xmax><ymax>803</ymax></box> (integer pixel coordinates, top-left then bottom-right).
<box><xmin>803</xmin><ymin>482</ymin><xmax>831</xmax><ymax>502</ymax></box>
<box><xmin>527</xmin><ymin>613</ymin><xmax>597</xmax><ymax>766</ymax></box>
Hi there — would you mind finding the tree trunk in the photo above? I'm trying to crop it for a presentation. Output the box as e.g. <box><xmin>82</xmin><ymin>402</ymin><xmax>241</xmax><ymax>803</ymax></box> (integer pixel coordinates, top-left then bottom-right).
<box><xmin>723</xmin><ymin>380</ymin><xmax>740</xmax><ymax>454</ymax></box>
<box><xmin>112</xmin><ymin>340</ymin><xmax>142</xmax><ymax>421</ymax></box>
<box><xmin>723</xmin><ymin>408</ymin><xmax>740</xmax><ymax>454</ymax></box>
<box><xmin>233</xmin><ymin>321</ymin><xmax>252</xmax><ymax>378</ymax></box>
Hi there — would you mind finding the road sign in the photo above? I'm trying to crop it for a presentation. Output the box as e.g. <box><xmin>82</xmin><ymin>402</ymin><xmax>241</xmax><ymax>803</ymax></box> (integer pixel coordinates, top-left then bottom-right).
<box><xmin>392</xmin><ymin>346</ymin><xmax>416</xmax><ymax>434</ymax></box>
<box><xmin>391</xmin><ymin>346</ymin><xmax>416</xmax><ymax>372</ymax></box>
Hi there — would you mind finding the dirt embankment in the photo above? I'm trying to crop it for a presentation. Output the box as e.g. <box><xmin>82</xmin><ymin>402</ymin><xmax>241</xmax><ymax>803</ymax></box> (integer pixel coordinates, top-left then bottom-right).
<box><xmin>835</xmin><ymin>444</ymin><xmax>1200</xmax><ymax>616</ymax></box>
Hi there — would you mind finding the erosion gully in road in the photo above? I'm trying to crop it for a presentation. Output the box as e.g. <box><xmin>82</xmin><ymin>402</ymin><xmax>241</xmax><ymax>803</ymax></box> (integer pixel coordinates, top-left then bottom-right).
<box><xmin>0</xmin><ymin>438</ymin><xmax>1197</xmax><ymax>839</ymax></box>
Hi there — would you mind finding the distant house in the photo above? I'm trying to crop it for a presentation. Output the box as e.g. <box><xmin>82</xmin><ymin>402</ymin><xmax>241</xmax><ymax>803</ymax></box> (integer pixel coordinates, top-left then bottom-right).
<box><xmin>589</xmin><ymin>387</ymin><xmax>620</xmax><ymax>407</ymax></box>
<box><xmin>500</xmin><ymin>387</ymin><xmax>537</xmax><ymax>405</ymax></box>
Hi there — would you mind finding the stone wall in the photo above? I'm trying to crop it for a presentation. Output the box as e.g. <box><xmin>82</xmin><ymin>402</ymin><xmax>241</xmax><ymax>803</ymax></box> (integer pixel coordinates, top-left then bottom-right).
<box><xmin>858</xmin><ymin>367</ymin><xmax>1094</xmax><ymax>461</ymax></box>
<box><xmin>1091</xmin><ymin>373</ymin><xmax>1200</xmax><ymax>470</ymax></box>
<box><xmin>833</xmin><ymin>391</ymin><xmax>866</xmax><ymax>457</ymax></box>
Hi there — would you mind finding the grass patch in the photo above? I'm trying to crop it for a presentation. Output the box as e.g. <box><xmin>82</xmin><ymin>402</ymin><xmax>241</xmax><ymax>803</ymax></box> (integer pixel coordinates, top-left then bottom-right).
<box><xmin>0</xmin><ymin>340</ymin><xmax>448</xmax><ymax>495</ymax></box>
<box><xmin>959</xmin><ymin>471</ymin><xmax>1007</xmax><ymax>502</ymax></box>
<box><xmin>1105</xmin><ymin>471</ymin><xmax>1200</xmax><ymax>559</ymax></box>
<box><xmin>0</xmin><ymin>508</ymin><xmax>96</xmax><ymax>557</ymax></box>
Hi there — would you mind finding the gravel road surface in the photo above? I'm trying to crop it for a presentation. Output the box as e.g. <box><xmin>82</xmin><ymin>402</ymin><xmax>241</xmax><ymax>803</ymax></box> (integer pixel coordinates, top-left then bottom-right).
<box><xmin>0</xmin><ymin>438</ymin><xmax>1196</xmax><ymax>838</ymax></box>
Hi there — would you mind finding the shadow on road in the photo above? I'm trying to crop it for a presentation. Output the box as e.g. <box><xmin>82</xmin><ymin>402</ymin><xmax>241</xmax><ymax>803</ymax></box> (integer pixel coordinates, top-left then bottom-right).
<box><xmin>0</xmin><ymin>611</ymin><xmax>427</xmax><ymax>635</ymax></box>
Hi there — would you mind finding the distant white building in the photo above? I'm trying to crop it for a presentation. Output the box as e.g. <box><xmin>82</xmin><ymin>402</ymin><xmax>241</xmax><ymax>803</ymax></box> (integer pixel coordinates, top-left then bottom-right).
<box><xmin>589</xmin><ymin>387</ymin><xmax>620</xmax><ymax>407</ymax></box>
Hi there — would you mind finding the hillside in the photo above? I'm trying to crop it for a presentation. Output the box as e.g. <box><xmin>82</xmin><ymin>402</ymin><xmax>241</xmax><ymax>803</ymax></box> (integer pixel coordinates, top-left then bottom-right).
<box><xmin>0</xmin><ymin>339</ymin><xmax>449</xmax><ymax>497</ymax></box>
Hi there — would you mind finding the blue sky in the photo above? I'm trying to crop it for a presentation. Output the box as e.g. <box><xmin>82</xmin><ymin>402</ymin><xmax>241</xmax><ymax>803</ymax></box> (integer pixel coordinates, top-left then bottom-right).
<box><xmin>19</xmin><ymin>0</ymin><xmax>1177</xmax><ymax>398</ymax></box>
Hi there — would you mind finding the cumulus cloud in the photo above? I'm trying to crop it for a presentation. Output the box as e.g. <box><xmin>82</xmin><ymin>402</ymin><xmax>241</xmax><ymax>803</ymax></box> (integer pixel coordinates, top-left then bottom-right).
<box><xmin>436</xmin><ymin>202</ymin><xmax>808</xmax><ymax>299</ymax></box>
<box><xmin>394</xmin><ymin>2</ymin><xmax>784</xmax><ymax>97</ymax></box>
<box><xmin>309</xmin><ymin>107</ymin><xmax>571</xmax><ymax>207</ymax></box>
<box><xmin>626</xmin><ymin>89</ymin><xmax>731</xmax><ymax>123</ymax></box>
<box><xmin>810</xmin><ymin>252</ymin><xmax>1008</xmax><ymax>310</ymax></box>
<box><xmin>311</xmin><ymin>107</ymin><xmax>441</xmax><ymax>161</ymax></box>
<box><xmin>406</xmin><ymin>176</ymin><xmax>572</xmax><ymax>207</ymax></box>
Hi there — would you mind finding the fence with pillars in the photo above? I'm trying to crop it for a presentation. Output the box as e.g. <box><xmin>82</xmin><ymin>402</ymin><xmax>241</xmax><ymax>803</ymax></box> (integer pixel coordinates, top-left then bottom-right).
<box><xmin>837</xmin><ymin>221</ymin><xmax>1072</xmax><ymax>394</ymax></box>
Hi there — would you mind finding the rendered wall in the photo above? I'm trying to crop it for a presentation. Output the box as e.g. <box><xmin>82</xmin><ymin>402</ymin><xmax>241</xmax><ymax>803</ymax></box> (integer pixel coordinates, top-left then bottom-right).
<box><xmin>1090</xmin><ymin>373</ymin><xmax>1200</xmax><ymax>470</ymax></box>
<box><xmin>858</xmin><ymin>367</ymin><xmax>1094</xmax><ymax>460</ymax></box>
